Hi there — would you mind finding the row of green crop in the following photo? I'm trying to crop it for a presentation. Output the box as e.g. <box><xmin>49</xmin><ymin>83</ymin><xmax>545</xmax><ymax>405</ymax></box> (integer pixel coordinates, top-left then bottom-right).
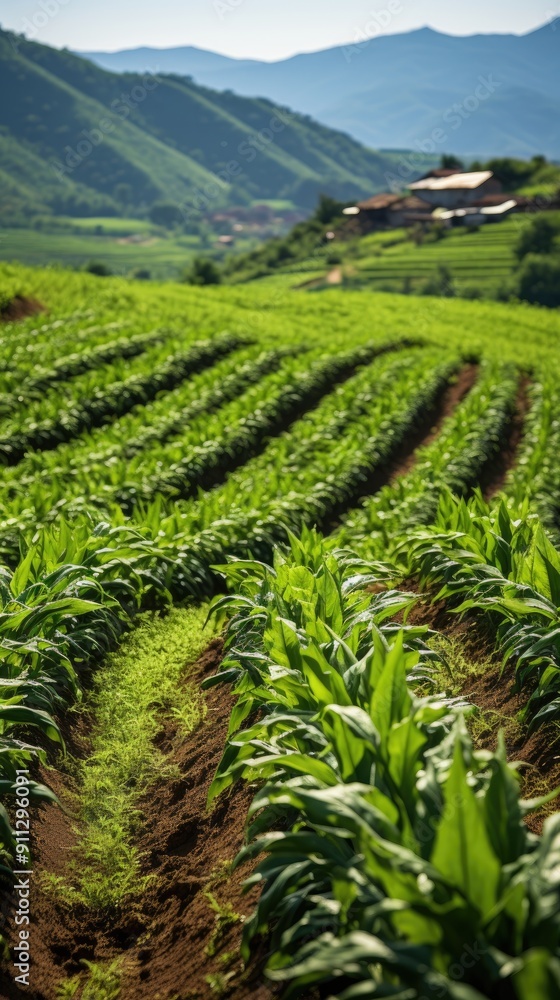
<box><xmin>1</xmin><ymin>343</ymin><xmax>403</xmax><ymax>519</ymax></box>
<box><xmin>390</xmin><ymin>491</ymin><xmax>560</xmax><ymax>731</ymax></box>
<box><xmin>0</xmin><ymin>343</ymin><xmax>414</xmax><ymax>554</ymax></box>
<box><xmin>506</xmin><ymin>379</ymin><xmax>560</xmax><ymax>541</ymax></box>
<box><xmin>0</xmin><ymin>344</ymin><xmax>296</xmax><ymax>513</ymax></box>
<box><xmin>0</xmin><ymin>329</ymin><xmax>163</xmax><ymax>408</ymax></box>
<box><xmin>0</xmin><ymin>312</ymin><xmax>127</xmax><ymax>374</ymax></box>
<box><xmin>325</xmin><ymin>358</ymin><xmax>560</xmax><ymax>733</ymax></box>
<box><xmin>113</xmin><ymin>344</ymin><xmax>401</xmax><ymax>513</ymax></box>
<box><xmin>1</xmin><ymin>342</ymin><xmax>276</xmax><ymax>484</ymax></box>
<box><xmin>126</xmin><ymin>345</ymin><xmax>459</xmax><ymax>599</ymax></box>
<box><xmin>204</xmin><ymin>528</ymin><xmax>560</xmax><ymax>999</ymax></box>
<box><xmin>337</xmin><ymin>360</ymin><xmax>519</xmax><ymax>552</ymax></box>
<box><xmin>0</xmin><ymin>332</ymin><xmax>244</xmax><ymax>463</ymax></box>
<box><xmin>0</xmin><ymin>300</ymin><xmax>556</xmax><ymax>930</ymax></box>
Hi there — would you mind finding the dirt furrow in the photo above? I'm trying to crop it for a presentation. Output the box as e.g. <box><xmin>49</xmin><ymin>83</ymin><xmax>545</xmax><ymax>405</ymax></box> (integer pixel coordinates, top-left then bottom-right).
<box><xmin>404</xmin><ymin>587</ymin><xmax>560</xmax><ymax>835</ymax></box>
<box><xmin>321</xmin><ymin>361</ymin><xmax>479</xmax><ymax>533</ymax></box>
<box><xmin>479</xmin><ymin>375</ymin><xmax>531</xmax><ymax>500</ymax></box>
<box><xmin>0</xmin><ymin>641</ymin><xmax>276</xmax><ymax>1000</ymax></box>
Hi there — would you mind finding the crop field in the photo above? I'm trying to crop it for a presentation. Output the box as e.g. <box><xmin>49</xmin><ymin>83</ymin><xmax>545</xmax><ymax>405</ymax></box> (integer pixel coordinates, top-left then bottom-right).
<box><xmin>0</xmin><ymin>225</ymin><xmax>260</xmax><ymax>281</ymax></box>
<box><xmin>1</xmin><ymin>261</ymin><xmax>560</xmax><ymax>999</ymax></box>
<box><xmin>352</xmin><ymin>224</ymin><xmax>516</xmax><ymax>293</ymax></box>
<box><xmin>261</xmin><ymin>220</ymin><xmax>522</xmax><ymax>298</ymax></box>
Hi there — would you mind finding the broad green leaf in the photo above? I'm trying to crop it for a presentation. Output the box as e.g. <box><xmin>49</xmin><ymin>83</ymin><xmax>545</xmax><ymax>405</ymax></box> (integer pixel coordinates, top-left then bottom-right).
<box><xmin>431</xmin><ymin>738</ymin><xmax>501</xmax><ymax>919</ymax></box>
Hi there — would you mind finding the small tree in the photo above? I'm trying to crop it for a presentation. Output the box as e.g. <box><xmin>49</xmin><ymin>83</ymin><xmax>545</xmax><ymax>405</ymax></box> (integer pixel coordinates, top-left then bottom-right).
<box><xmin>149</xmin><ymin>202</ymin><xmax>183</xmax><ymax>228</ymax></box>
<box><xmin>515</xmin><ymin>217</ymin><xmax>557</xmax><ymax>260</ymax></box>
<box><xmin>420</xmin><ymin>265</ymin><xmax>455</xmax><ymax>298</ymax></box>
<box><xmin>184</xmin><ymin>257</ymin><xmax>222</xmax><ymax>286</ymax></box>
<box><xmin>440</xmin><ymin>154</ymin><xmax>464</xmax><ymax>171</ymax></box>
<box><xmin>315</xmin><ymin>194</ymin><xmax>343</xmax><ymax>225</ymax></box>
<box><xmin>85</xmin><ymin>260</ymin><xmax>112</xmax><ymax>277</ymax></box>
<box><xmin>516</xmin><ymin>254</ymin><xmax>560</xmax><ymax>308</ymax></box>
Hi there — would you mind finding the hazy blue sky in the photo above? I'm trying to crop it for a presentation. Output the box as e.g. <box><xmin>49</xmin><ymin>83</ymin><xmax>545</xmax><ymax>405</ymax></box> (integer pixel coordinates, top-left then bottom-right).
<box><xmin>2</xmin><ymin>0</ymin><xmax>554</xmax><ymax>58</ymax></box>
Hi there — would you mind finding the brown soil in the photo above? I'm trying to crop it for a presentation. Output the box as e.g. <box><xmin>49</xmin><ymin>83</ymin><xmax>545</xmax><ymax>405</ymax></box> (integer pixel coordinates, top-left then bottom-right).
<box><xmin>406</xmin><ymin>589</ymin><xmax>560</xmax><ymax>834</ymax></box>
<box><xmin>0</xmin><ymin>640</ymin><xmax>278</xmax><ymax>1000</ymax></box>
<box><xmin>0</xmin><ymin>298</ymin><xmax>44</xmax><ymax>324</ymax></box>
<box><xmin>480</xmin><ymin>376</ymin><xmax>531</xmax><ymax>501</ymax></box>
<box><xmin>388</xmin><ymin>362</ymin><xmax>479</xmax><ymax>481</ymax></box>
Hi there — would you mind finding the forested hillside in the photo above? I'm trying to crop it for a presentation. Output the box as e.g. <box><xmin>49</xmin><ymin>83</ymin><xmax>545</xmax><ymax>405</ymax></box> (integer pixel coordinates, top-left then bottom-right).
<box><xmin>0</xmin><ymin>28</ymin><xmax>401</xmax><ymax>224</ymax></box>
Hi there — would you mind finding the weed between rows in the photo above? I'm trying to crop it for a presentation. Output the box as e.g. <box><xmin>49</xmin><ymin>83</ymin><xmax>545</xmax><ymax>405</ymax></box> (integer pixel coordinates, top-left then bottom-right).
<box><xmin>46</xmin><ymin>605</ymin><xmax>215</xmax><ymax>911</ymax></box>
<box><xmin>57</xmin><ymin>958</ymin><xmax>122</xmax><ymax>1000</ymax></box>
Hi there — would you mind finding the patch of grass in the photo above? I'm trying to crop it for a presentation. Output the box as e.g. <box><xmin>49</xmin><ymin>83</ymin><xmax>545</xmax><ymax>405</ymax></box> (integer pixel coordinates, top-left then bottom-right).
<box><xmin>52</xmin><ymin>605</ymin><xmax>215</xmax><ymax>909</ymax></box>
<box><xmin>427</xmin><ymin>634</ymin><xmax>525</xmax><ymax>748</ymax></box>
<box><xmin>204</xmin><ymin>891</ymin><xmax>244</xmax><ymax>958</ymax></box>
<box><xmin>206</xmin><ymin>859</ymin><xmax>235</xmax><ymax>889</ymax></box>
<box><xmin>57</xmin><ymin>959</ymin><xmax>122</xmax><ymax>999</ymax></box>
<box><xmin>427</xmin><ymin>632</ymin><xmax>491</xmax><ymax>695</ymax></box>
<box><xmin>205</xmin><ymin>971</ymin><xmax>236</xmax><ymax>996</ymax></box>
<box><xmin>468</xmin><ymin>704</ymin><xmax>524</xmax><ymax>750</ymax></box>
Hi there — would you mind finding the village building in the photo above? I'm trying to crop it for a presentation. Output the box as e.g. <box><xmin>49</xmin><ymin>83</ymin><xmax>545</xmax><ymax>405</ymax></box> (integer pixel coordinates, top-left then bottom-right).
<box><xmin>408</xmin><ymin>169</ymin><xmax>502</xmax><ymax>208</ymax></box>
<box><xmin>344</xmin><ymin>169</ymin><xmax>523</xmax><ymax>232</ymax></box>
<box><xmin>344</xmin><ymin>193</ymin><xmax>432</xmax><ymax>232</ymax></box>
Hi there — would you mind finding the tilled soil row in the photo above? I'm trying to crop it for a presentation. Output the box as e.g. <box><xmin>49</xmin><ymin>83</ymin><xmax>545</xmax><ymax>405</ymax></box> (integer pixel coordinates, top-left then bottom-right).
<box><xmin>405</xmin><ymin>590</ymin><xmax>560</xmax><ymax>835</ymax></box>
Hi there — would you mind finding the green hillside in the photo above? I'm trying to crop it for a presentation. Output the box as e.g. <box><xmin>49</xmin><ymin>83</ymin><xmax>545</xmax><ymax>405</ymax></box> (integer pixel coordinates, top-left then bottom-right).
<box><xmin>0</xmin><ymin>28</ymin><xmax>403</xmax><ymax>225</ymax></box>
<box><xmin>223</xmin><ymin>191</ymin><xmax>560</xmax><ymax>307</ymax></box>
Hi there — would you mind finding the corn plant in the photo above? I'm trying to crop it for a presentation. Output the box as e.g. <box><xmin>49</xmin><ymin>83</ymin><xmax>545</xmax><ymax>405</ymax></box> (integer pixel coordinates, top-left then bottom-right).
<box><xmin>398</xmin><ymin>490</ymin><xmax>560</xmax><ymax>729</ymax></box>
<box><xmin>205</xmin><ymin>530</ymin><xmax>560</xmax><ymax>999</ymax></box>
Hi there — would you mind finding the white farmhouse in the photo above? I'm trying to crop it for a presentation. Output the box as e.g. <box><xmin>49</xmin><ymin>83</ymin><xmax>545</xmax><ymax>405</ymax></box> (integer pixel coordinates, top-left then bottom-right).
<box><xmin>409</xmin><ymin>170</ymin><xmax>502</xmax><ymax>209</ymax></box>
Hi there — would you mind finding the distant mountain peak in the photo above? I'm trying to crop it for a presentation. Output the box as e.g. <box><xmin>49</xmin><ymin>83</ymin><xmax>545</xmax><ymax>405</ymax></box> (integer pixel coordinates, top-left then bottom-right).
<box><xmin>78</xmin><ymin>24</ymin><xmax>559</xmax><ymax>160</ymax></box>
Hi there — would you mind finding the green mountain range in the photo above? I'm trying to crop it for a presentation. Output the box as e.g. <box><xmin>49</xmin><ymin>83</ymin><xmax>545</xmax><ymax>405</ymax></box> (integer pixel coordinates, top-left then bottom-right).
<box><xmin>1</xmin><ymin>28</ymin><xmax>403</xmax><ymax>224</ymax></box>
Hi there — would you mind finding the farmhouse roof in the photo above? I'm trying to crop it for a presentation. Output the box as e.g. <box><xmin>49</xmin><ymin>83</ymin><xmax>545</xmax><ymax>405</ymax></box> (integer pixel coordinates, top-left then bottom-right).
<box><xmin>410</xmin><ymin>170</ymin><xmax>494</xmax><ymax>192</ymax></box>
<box><xmin>389</xmin><ymin>195</ymin><xmax>431</xmax><ymax>212</ymax></box>
<box><xmin>357</xmin><ymin>193</ymin><xmax>402</xmax><ymax>211</ymax></box>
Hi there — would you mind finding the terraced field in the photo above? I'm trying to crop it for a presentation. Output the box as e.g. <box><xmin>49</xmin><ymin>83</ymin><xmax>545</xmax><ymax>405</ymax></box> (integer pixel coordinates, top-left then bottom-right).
<box><xmin>1</xmin><ymin>262</ymin><xmax>560</xmax><ymax>999</ymax></box>
<box><xmin>263</xmin><ymin>220</ymin><xmax>521</xmax><ymax>298</ymax></box>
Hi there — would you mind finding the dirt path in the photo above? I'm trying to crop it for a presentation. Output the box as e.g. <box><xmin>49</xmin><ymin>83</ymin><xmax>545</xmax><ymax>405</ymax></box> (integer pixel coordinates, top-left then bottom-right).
<box><xmin>326</xmin><ymin>267</ymin><xmax>342</xmax><ymax>285</ymax></box>
<box><xmin>0</xmin><ymin>640</ymin><xmax>277</xmax><ymax>1000</ymax></box>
